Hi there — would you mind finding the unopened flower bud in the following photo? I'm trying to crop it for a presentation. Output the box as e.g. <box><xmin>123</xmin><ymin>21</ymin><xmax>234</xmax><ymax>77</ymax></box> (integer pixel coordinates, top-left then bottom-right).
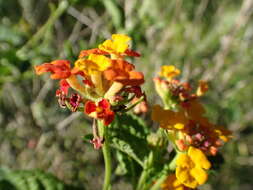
<box><xmin>203</xmin><ymin>140</ymin><xmax>211</xmax><ymax>147</ymax></box>
<box><xmin>147</xmin><ymin>133</ymin><xmax>165</xmax><ymax>147</ymax></box>
<box><xmin>133</xmin><ymin>99</ymin><xmax>148</xmax><ymax>114</ymax></box>
<box><xmin>196</xmin><ymin>80</ymin><xmax>208</xmax><ymax>97</ymax></box>
<box><xmin>185</xmin><ymin>135</ymin><xmax>193</xmax><ymax>144</ymax></box>
<box><xmin>210</xmin><ymin>146</ymin><xmax>218</xmax><ymax>156</ymax></box>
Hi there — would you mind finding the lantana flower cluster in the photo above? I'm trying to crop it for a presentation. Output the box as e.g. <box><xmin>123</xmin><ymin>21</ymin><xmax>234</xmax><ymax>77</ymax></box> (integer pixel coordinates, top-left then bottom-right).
<box><xmin>152</xmin><ymin>65</ymin><xmax>232</xmax><ymax>190</ymax></box>
<box><xmin>35</xmin><ymin>34</ymin><xmax>146</xmax><ymax>148</ymax></box>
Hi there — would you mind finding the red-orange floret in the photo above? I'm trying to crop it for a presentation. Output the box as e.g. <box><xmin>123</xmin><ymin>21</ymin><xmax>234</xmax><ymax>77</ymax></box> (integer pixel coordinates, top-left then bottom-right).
<box><xmin>103</xmin><ymin>59</ymin><xmax>144</xmax><ymax>86</ymax></box>
<box><xmin>34</xmin><ymin>60</ymin><xmax>71</xmax><ymax>79</ymax></box>
<box><xmin>78</xmin><ymin>48</ymin><xmax>109</xmax><ymax>58</ymax></box>
<box><xmin>85</xmin><ymin>99</ymin><xmax>115</xmax><ymax>126</ymax></box>
<box><xmin>59</xmin><ymin>79</ymin><xmax>70</xmax><ymax>95</ymax></box>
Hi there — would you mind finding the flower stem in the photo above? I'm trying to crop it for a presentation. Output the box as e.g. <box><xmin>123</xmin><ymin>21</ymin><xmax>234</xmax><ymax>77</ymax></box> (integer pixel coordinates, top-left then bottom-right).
<box><xmin>136</xmin><ymin>151</ymin><xmax>154</xmax><ymax>190</ymax></box>
<box><xmin>122</xmin><ymin>95</ymin><xmax>145</xmax><ymax>113</ymax></box>
<box><xmin>98</xmin><ymin>121</ymin><xmax>112</xmax><ymax>190</ymax></box>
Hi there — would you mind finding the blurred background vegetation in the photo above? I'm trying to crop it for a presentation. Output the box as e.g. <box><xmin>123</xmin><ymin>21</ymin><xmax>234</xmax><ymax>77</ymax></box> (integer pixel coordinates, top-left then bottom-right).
<box><xmin>0</xmin><ymin>0</ymin><xmax>253</xmax><ymax>189</ymax></box>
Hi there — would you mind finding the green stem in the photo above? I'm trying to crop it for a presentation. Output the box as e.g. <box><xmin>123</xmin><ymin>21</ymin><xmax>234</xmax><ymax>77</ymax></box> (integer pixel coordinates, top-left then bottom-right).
<box><xmin>136</xmin><ymin>151</ymin><xmax>154</xmax><ymax>190</ymax></box>
<box><xmin>168</xmin><ymin>152</ymin><xmax>181</xmax><ymax>170</ymax></box>
<box><xmin>136</xmin><ymin>169</ymin><xmax>148</xmax><ymax>190</ymax></box>
<box><xmin>121</xmin><ymin>95</ymin><xmax>145</xmax><ymax>113</ymax></box>
<box><xmin>98</xmin><ymin>121</ymin><xmax>112</xmax><ymax>190</ymax></box>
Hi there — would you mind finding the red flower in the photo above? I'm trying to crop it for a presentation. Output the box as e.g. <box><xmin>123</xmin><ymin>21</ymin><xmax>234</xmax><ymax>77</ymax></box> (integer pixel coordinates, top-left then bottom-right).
<box><xmin>125</xmin><ymin>49</ymin><xmax>141</xmax><ymax>57</ymax></box>
<box><xmin>85</xmin><ymin>99</ymin><xmax>115</xmax><ymax>126</ymax></box>
<box><xmin>69</xmin><ymin>93</ymin><xmax>82</xmax><ymax>112</ymax></box>
<box><xmin>59</xmin><ymin>79</ymin><xmax>70</xmax><ymax>95</ymax></box>
<box><xmin>90</xmin><ymin>137</ymin><xmax>104</xmax><ymax>149</ymax></box>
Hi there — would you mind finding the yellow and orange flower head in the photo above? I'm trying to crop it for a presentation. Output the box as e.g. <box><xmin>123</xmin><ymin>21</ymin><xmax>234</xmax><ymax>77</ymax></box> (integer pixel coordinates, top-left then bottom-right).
<box><xmin>35</xmin><ymin>34</ymin><xmax>145</xmax><ymax>137</ymax></box>
<box><xmin>176</xmin><ymin>147</ymin><xmax>211</xmax><ymax>189</ymax></box>
<box><xmin>34</xmin><ymin>60</ymin><xmax>71</xmax><ymax>79</ymax></box>
<box><xmin>160</xmin><ymin>65</ymin><xmax>181</xmax><ymax>81</ymax></box>
<box><xmin>85</xmin><ymin>99</ymin><xmax>115</xmax><ymax>126</ymax></box>
<box><xmin>161</xmin><ymin>174</ymin><xmax>193</xmax><ymax>190</ymax></box>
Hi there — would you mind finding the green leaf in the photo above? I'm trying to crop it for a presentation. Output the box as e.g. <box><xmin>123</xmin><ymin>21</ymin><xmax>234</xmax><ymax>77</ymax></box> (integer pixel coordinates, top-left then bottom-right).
<box><xmin>109</xmin><ymin>113</ymin><xmax>150</xmax><ymax>167</ymax></box>
<box><xmin>115</xmin><ymin>150</ymin><xmax>141</xmax><ymax>188</ymax></box>
<box><xmin>82</xmin><ymin>134</ymin><xmax>93</xmax><ymax>143</ymax></box>
<box><xmin>0</xmin><ymin>167</ymin><xmax>82</xmax><ymax>190</ymax></box>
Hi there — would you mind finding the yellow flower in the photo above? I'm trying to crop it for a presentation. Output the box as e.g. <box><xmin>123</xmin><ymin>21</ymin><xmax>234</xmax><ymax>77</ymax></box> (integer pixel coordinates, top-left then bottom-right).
<box><xmin>160</xmin><ymin>65</ymin><xmax>180</xmax><ymax>80</ymax></box>
<box><xmin>152</xmin><ymin>105</ymin><xmax>188</xmax><ymax>130</ymax></box>
<box><xmin>176</xmin><ymin>147</ymin><xmax>211</xmax><ymax>189</ymax></box>
<box><xmin>99</xmin><ymin>34</ymin><xmax>131</xmax><ymax>54</ymax></box>
<box><xmin>161</xmin><ymin>174</ymin><xmax>190</xmax><ymax>190</ymax></box>
<box><xmin>74</xmin><ymin>54</ymin><xmax>111</xmax><ymax>75</ymax></box>
<box><xmin>196</xmin><ymin>80</ymin><xmax>208</xmax><ymax>97</ymax></box>
<box><xmin>74</xmin><ymin>54</ymin><xmax>111</xmax><ymax>96</ymax></box>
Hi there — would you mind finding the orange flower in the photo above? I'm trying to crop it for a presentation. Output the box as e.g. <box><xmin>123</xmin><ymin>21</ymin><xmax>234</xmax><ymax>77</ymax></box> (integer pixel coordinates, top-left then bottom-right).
<box><xmin>103</xmin><ymin>59</ymin><xmax>144</xmax><ymax>86</ymax></box>
<box><xmin>85</xmin><ymin>99</ymin><xmax>115</xmax><ymax>126</ymax></box>
<box><xmin>181</xmin><ymin>100</ymin><xmax>206</xmax><ymax>124</ymax></box>
<box><xmin>152</xmin><ymin>105</ymin><xmax>188</xmax><ymax>130</ymax></box>
<box><xmin>34</xmin><ymin>60</ymin><xmax>71</xmax><ymax>79</ymax></box>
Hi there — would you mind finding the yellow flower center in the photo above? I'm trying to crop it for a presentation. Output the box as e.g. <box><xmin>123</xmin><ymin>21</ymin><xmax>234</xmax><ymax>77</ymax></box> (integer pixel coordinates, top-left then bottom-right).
<box><xmin>74</xmin><ymin>54</ymin><xmax>111</xmax><ymax>75</ymax></box>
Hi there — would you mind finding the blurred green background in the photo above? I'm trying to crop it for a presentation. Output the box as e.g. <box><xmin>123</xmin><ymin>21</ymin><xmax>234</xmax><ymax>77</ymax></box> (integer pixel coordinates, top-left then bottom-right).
<box><xmin>0</xmin><ymin>0</ymin><xmax>253</xmax><ymax>189</ymax></box>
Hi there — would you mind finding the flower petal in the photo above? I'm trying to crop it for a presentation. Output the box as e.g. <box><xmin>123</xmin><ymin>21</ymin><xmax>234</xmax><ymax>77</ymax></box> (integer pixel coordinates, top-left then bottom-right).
<box><xmin>79</xmin><ymin>48</ymin><xmax>109</xmax><ymax>58</ymax></box>
<box><xmin>190</xmin><ymin>167</ymin><xmax>208</xmax><ymax>185</ymax></box>
<box><xmin>59</xmin><ymin>79</ymin><xmax>70</xmax><ymax>95</ymax></box>
<box><xmin>34</xmin><ymin>60</ymin><xmax>71</xmax><ymax>79</ymax></box>
<box><xmin>85</xmin><ymin>101</ymin><xmax>97</xmax><ymax>114</ymax></box>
